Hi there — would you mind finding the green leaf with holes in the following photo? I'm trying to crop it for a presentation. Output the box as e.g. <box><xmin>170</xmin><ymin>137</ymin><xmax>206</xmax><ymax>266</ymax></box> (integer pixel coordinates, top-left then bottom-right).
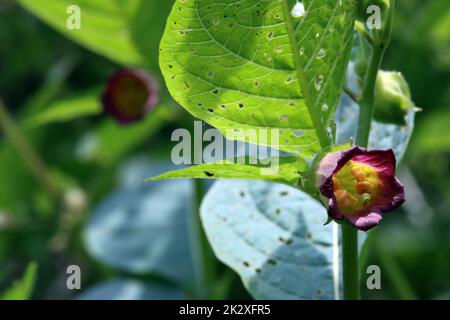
<box><xmin>160</xmin><ymin>0</ymin><xmax>356</xmax><ymax>158</ymax></box>
<box><xmin>147</xmin><ymin>156</ymin><xmax>308</xmax><ymax>187</ymax></box>
<box><xmin>19</xmin><ymin>0</ymin><xmax>174</xmax><ymax>68</ymax></box>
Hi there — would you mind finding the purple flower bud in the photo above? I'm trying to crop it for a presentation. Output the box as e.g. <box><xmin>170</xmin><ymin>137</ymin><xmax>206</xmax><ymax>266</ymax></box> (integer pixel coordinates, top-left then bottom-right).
<box><xmin>316</xmin><ymin>146</ymin><xmax>405</xmax><ymax>231</ymax></box>
<box><xmin>102</xmin><ymin>69</ymin><xmax>159</xmax><ymax>124</ymax></box>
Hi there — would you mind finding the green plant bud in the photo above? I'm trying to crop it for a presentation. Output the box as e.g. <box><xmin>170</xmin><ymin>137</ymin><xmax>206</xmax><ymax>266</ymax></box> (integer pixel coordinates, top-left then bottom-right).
<box><xmin>373</xmin><ymin>70</ymin><xmax>415</xmax><ymax>126</ymax></box>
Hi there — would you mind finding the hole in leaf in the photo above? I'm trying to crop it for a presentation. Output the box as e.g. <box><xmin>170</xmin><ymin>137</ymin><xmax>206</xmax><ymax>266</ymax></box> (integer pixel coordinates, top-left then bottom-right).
<box><xmin>268</xmin><ymin>259</ymin><xmax>277</xmax><ymax>266</ymax></box>
<box><xmin>278</xmin><ymin>237</ymin><xmax>293</xmax><ymax>245</ymax></box>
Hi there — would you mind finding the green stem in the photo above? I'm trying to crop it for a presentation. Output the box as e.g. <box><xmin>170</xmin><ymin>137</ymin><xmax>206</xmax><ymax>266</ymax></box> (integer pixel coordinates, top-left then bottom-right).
<box><xmin>356</xmin><ymin>0</ymin><xmax>395</xmax><ymax>147</ymax></box>
<box><xmin>342</xmin><ymin>225</ymin><xmax>359</xmax><ymax>299</ymax></box>
<box><xmin>343</xmin><ymin>34</ymin><xmax>383</xmax><ymax>301</ymax></box>
<box><xmin>356</xmin><ymin>44</ymin><xmax>385</xmax><ymax>146</ymax></box>
<box><xmin>189</xmin><ymin>179</ymin><xmax>216</xmax><ymax>299</ymax></box>
<box><xmin>189</xmin><ymin>179</ymin><xmax>206</xmax><ymax>298</ymax></box>
<box><xmin>342</xmin><ymin>21</ymin><xmax>386</xmax><ymax>303</ymax></box>
<box><xmin>341</xmin><ymin>0</ymin><xmax>396</xmax><ymax>300</ymax></box>
<box><xmin>0</xmin><ymin>99</ymin><xmax>56</xmax><ymax>196</ymax></box>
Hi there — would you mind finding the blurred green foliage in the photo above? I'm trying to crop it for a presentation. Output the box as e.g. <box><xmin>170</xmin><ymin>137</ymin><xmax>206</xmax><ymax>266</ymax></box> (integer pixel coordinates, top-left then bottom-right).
<box><xmin>0</xmin><ymin>0</ymin><xmax>448</xmax><ymax>299</ymax></box>
<box><xmin>1</xmin><ymin>261</ymin><xmax>37</xmax><ymax>300</ymax></box>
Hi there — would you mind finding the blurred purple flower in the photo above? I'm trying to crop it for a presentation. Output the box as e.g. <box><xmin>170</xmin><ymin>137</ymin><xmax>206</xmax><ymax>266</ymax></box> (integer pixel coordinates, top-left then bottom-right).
<box><xmin>316</xmin><ymin>146</ymin><xmax>405</xmax><ymax>231</ymax></box>
<box><xmin>102</xmin><ymin>69</ymin><xmax>158</xmax><ymax>124</ymax></box>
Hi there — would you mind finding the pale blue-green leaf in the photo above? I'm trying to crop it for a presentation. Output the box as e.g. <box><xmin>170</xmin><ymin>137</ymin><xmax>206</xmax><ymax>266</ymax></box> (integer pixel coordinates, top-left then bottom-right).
<box><xmin>335</xmin><ymin>94</ymin><xmax>415</xmax><ymax>161</ymax></box>
<box><xmin>201</xmin><ymin>179</ymin><xmax>336</xmax><ymax>299</ymax></box>
<box><xmin>78</xmin><ymin>279</ymin><xmax>185</xmax><ymax>300</ymax></box>
<box><xmin>84</xmin><ymin>175</ymin><xmax>196</xmax><ymax>287</ymax></box>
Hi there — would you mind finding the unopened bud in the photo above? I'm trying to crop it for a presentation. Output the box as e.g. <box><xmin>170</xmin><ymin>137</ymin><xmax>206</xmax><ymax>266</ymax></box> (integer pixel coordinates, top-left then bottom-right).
<box><xmin>102</xmin><ymin>69</ymin><xmax>159</xmax><ymax>125</ymax></box>
<box><xmin>374</xmin><ymin>70</ymin><xmax>416</xmax><ymax>126</ymax></box>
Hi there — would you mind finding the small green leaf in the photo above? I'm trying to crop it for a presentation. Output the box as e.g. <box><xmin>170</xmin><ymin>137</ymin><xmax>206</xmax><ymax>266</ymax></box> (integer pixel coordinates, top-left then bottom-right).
<box><xmin>160</xmin><ymin>0</ymin><xmax>356</xmax><ymax>158</ymax></box>
<box><xmin>23</xmin><ymin>90</ymin><xmax>102</xmax><ymax>128</ymax></box>
<box><xmin>1</xmin><ymin>262</ymin><xmax>38</xmax><ymax>300</ymax></box>
<box><xmin>148</xmin><ymin>156</ymin><xmax>308</xmax><ymax>187</ymax></box>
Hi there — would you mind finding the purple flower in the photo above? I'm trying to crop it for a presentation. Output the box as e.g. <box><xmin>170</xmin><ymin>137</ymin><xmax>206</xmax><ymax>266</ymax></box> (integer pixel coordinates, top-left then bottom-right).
<box><xmin>102</xmin><ymin>69</ymin><xmax>158</xmax><ymax>124</ymax></box>
<box><xmin>316</xmin><ymin>146</ymin><xmax>405</xmax><ymax>231</ymax></box>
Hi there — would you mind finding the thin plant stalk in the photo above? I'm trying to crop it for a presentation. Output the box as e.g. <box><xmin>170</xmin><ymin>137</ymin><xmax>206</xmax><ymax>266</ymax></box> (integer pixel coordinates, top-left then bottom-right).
<box><xmin>342</xmin><ymin>0</ymin><xmax>396</xmax><ymax>300</ymax></box>
<box><xmin>0</xmin><ymin>99</ymin><xmax>56</xmax><ymax>196</ymax></box>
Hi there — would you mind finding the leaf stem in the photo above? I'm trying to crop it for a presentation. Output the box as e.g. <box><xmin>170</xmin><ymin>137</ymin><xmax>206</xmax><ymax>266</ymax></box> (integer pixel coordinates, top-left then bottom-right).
<box><xmin>343</xmin><ymin>86</ymin><xmax>359</xmax><ymax>104</ymax></box>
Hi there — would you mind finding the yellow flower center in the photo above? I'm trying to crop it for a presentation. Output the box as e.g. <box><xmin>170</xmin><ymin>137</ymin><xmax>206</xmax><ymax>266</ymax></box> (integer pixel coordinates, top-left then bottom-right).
<box><xmin>332</xmin><ymin>160</ymin><xmax>380</xmax><ymax>215</ymax></box>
